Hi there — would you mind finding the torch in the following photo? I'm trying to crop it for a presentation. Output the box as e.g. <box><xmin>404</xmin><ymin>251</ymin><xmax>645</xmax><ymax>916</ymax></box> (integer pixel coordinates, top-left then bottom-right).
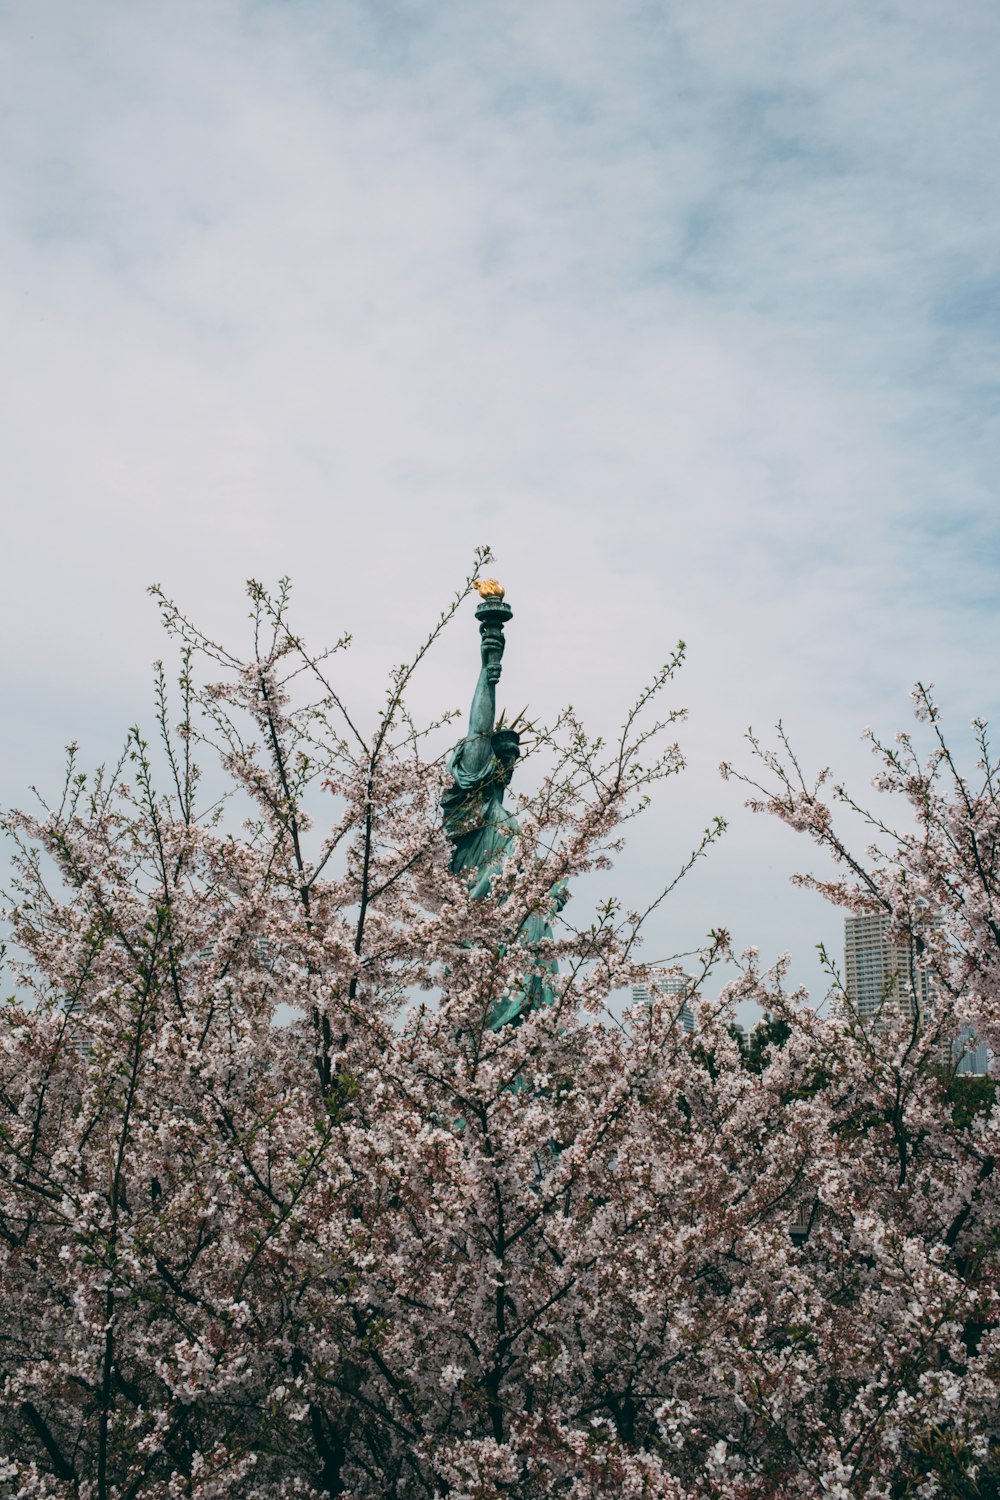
<box><xmin>473</xmin><ymin>578</ymin><xmax>513</xmax><ymax>675</ymax></box>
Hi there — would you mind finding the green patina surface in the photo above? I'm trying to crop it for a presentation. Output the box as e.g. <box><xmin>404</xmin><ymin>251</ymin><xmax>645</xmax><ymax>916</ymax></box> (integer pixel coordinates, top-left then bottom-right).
<box><xmin>441</xmin><ymin>590</ymin><xmax>565</xmax><ymax>1029</ymax></box>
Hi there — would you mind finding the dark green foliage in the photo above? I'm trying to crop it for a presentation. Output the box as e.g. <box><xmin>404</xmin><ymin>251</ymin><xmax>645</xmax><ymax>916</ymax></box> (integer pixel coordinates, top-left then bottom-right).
<box><xmin>947</xmin><ymin>1073</ymin><xmax>997</xmax><ymax>1130</ymax></box>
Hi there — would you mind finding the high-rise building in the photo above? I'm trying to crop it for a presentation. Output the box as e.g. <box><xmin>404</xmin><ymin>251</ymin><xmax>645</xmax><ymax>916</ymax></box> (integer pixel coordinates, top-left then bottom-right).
<box><xmin>844</xmin><ymin>913</ymin><xmax>990</xmax><ymax>1074</ymax></box>
<box><xmin>953</xmin><ymin>1027</ymin><xmax>990</xmax><ymax>1077</ymax></box>
<box><xmin>843</xmin><ymin>912</ymin><xmax>929</xmax><ymax>1022</ymax></box>
<box><xmin>632</xmin><ymin>970</ymin><xmax>695</xmax><ymax>1034</ymax></box>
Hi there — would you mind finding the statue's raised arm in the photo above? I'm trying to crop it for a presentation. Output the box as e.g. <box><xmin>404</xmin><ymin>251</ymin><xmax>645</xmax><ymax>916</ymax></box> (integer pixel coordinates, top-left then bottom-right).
<box><xmin>461</xmin><ymin>594</ymin><xmax>506</xmax><ymax>778</ymax></box>
<box><xmin>441</xmin><ymin>580</ymin><xmax>565</xmax><ymax>1030</ymax></box>
<box><xmin>441</xmin><ymin>580</ymin><xmax>520</xmax><ymax>877</ymax></box>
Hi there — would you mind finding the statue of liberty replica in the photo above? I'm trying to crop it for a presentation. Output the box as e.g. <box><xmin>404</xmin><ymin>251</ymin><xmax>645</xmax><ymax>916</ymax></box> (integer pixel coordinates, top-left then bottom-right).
<box><xmin>442</xmin><ymin>580</ymin><xmax>566</xmax><ymax>1029</ymax></box>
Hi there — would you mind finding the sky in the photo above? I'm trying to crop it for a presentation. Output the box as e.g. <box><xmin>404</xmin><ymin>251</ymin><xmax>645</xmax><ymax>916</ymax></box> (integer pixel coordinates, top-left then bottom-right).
<box><xmin>3</xmin><ymin>0</ymin><xmax>1000</xmax><ymax>1017</ymax></box>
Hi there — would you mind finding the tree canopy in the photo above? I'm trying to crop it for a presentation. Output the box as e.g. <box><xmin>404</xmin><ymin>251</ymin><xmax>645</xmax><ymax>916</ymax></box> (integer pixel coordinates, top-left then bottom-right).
<box><xmin>1</xmin><ymin>570</ymin><xmax>997</xmax><ymax>1498</ymax></box>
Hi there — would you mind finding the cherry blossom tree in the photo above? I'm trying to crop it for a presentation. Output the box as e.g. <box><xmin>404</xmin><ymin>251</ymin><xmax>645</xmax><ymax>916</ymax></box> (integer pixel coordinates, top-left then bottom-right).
<box><xmin>1</xmin><ymin>568</ymin><xmax>997</xmax><ymax>1499</ymax></box>
<box><xmin>719</xmin><ymin>696</ymin><xmax>1000</xmax><ymax>1498</ymax></box>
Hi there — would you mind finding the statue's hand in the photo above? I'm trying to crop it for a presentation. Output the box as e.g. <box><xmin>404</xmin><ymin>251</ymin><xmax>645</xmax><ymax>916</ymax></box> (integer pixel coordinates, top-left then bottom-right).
<box><xmin>485</xmin><ymin>660</ymin><xmax>502</xmax><ymax>686</ymax></box>
<box><xmin>481</xmin><ymin>629</ymin><xmax>505</xmax><ymax>668</ymax></box>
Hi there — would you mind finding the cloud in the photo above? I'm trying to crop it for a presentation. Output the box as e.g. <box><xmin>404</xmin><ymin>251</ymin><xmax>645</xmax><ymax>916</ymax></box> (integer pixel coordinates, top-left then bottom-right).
<box><xmin>2</xmin><ymin>0</ymin><xmax>999</xmax><ymax>1011</ymax></box>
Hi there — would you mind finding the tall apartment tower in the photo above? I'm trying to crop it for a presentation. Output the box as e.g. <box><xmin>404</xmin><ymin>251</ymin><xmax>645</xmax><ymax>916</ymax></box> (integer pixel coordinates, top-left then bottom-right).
<box><xmin>843</xmin><ymin>912</ymin><xmax>928</xmax><ymax>1022</ymax></box>
<box><xmin>632</xmin><ymin>970</ymin><xmax>696</xmax><ymax>1034</ymax></box>
<box><xmin>954</xmin><ymin>1029</ymin><xmax>990</xmax><ymax>1076</ymax></box>
<box><xmin>844</xmin><ymin>912</ymin><xmax>990</xmax><ymax>1074</ymax></box>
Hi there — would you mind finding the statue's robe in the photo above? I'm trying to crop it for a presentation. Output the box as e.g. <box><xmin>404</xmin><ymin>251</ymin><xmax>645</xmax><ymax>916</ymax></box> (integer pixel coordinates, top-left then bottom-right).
<box><xmin>442</xmin><ymin>736</ymin><xmax>565</xmax><ymax>1029</ymax></box>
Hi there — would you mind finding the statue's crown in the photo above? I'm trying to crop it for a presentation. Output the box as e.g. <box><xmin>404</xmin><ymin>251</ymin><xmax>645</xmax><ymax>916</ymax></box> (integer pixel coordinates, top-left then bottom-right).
<box><xmin>492</xmin><ymin>727</ymin><xmax>521</xmax><ymax>757</ymax></box>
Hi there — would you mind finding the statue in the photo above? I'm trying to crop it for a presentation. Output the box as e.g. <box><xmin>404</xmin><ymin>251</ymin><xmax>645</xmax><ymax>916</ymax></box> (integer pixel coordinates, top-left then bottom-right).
<box><xmin>442</xmin><ymin>580</ymin><xmax>566</xmax><ymax>1030</ymax></box>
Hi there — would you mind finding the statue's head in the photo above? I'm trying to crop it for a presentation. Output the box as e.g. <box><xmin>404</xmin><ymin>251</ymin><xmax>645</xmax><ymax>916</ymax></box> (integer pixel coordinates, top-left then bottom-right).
<box><xmin>492</xmin><ymin>728</ymin><xmax>521</xmax><ymax>782</ymax></box>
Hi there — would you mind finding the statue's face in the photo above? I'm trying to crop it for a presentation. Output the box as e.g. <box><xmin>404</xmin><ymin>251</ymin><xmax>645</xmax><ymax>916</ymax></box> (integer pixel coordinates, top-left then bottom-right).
<box><xmin>498</xmin><ymin>751</ymin><xmax>518</xmax><ymax>785</ymax></box>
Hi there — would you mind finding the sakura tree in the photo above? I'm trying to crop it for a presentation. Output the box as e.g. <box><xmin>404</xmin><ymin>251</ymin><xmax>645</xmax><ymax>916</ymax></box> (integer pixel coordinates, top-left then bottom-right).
<box><xmin>1</xmin><ymin>564</ymin><xmax>997</xmax><ymax>1499</ymax></box>
<box><xmin>720</xmin><ymin>698</ymin><xmax>1000</xmax><ymax>1497</ymax></box>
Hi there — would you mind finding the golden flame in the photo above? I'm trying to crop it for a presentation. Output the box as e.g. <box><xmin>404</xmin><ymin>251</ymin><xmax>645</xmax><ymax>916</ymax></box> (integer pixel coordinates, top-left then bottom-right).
<box><xmin>473</xmin><ymin>577</ymin><xmax>505</xmax><ymax>599</ymax></box>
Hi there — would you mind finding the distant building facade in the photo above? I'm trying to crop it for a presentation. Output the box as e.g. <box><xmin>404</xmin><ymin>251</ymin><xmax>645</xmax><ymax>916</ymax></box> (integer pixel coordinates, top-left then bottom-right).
<box><xmin>632</xmin><ymin>970</ymin><xmax>695</xmax><ymax>1034</ymax></box>
<box><xmin>953</xmin><ymin>1028</ymin><xmax>990</xmax><ymax>1077</ymax></box>
<box><xmin>844</xmin><ymin>912</ymin><xmax>990</xmax><ymax>1075</ymax></box>
<box><xmin>843</xmin><ymin>911</ymin><xmax>929</xmax><ymax>1022</ymax></box>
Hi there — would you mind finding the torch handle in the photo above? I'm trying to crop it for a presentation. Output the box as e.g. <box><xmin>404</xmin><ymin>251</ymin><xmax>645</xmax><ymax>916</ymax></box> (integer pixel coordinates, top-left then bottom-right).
<box><xmin>475</xmin><ymin>596</ymin><xmax>513</xmax><ymax>667</ymax></box>
<box><xmin>475</xmin><ymin>598</ymin><xmax>513</xmax><ymax>629</ymax></box>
